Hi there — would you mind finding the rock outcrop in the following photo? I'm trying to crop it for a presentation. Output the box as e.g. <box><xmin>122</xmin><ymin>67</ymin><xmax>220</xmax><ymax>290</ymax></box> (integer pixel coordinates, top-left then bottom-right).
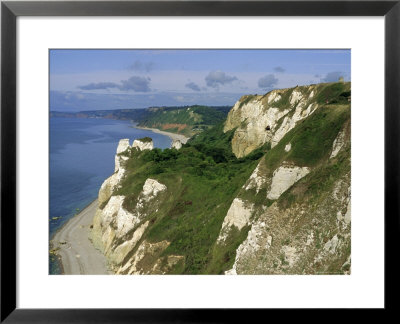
<box><xmin>91</xmin><ymin>176</ymin><xmax>167</xmax><ymax>271</ymax></box>
<box><xmin>218</xmin><ymin>162</ymin><xmax>310</xmax><ymax>248</ymax></box>
<box><xmin>115</xmin><ymin>139</ymin><xmax>130</xmax><ymax>172</ymax></box>
<box><xmin>98</xmin><ymin>137</ymin><xmax>158</xmax><ymax>206</ymax></box>
<box><xmin>171</xmin><ymin>139</ymin><xmax>182</xmax><ymax>150</ymax></box>
<box><xmin>330</xmin><ymin>129</ymin><xmax>346</xmax><ymax>158</ymax></box>
<box><xmin>244</xmin><ymin>159</ymin><xmax>267</xmax><ymax>193</ymax></box>
<box><xmin>266</xmin><ymin>164</ymin><xmax>310</xmax><ymax>200</ymax></box>
<box><xmin>141</xmin><ymin>178</ymin><xmax>167</xmax><ymax>199</ymax></box>
<box><xmin>116</xmin><ymin>139</ymin><xmax>130</xmax><ymax>154</ymax></box>
<box><xmin>132</xmin><ymin>138</ymin><xmax>153</xmax><ymax>151</ymax></box>
<box><xmin>99</xmin><ymin>139</ymin><xmax>130</xmax><ymax>205</ymax></box>
<box><xmin>217</xmin><ymin>198</ymin><xmax>254</xmax><ymax>243</ymax></box>
<box><xmin>225</xmin><ymin>173</ymin><xmax>351</xmax><ymax>275</ymax></box>
<box><xmin>224</xmin><ymin>86</ymin><xmax>319</xmax><ymax>157</ymax></box>
<box><xmin>90</xmin><ymin>138</ymin><xmax>184</xmax><ymax>274</ymax></box>
<box><xmin>116</xmin><ymin>240</ymin><xmax>184</xmax><ymax>275</ymax></box>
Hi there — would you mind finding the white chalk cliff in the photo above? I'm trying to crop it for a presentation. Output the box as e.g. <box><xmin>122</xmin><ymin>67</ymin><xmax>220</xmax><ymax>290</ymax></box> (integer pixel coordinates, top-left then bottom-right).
<box><xmin>224</xmin><ymin>86</ymin><xmax>318</xmax><ymax>158</ymax></box>
<box><xmin>266</xmin><ymin>164</ymin><xmax>310</xmax><ymax>200</ymax></box>
<box><xmin>171</xmin><ymin>139</ymin><xmax>182</xmax><ymax>150</ymax></box>
<box><xmin>244</xmin><ymin>160</ymin><xmax>266</xmax><ymax>193</ymax></box>
<box><xmin>99</xmin><ymin>139</ymin><xmax>130</xmax><ymax>205</ymax></box>
<box><xmin>217</xmin><ymin>198</ymin><xmax>254</xmax><ymax>243</ymax></box>
<box><xmin>90</xmin><ymin>138</ymin><xmax>185</xmax><ymax>274</ymax></box>
<box><xmin>92</xmin><ymin>175</ymin><xmax>167</xmax><ymax>266</ymax></box>
<box><xmin>330</xmin><ymin>129</ymin><xmax>346</xmax><ymax>158</ymax></box>
<box><xmin>219</xmin><ymin>83</ymin><xmax>351</xmax><ymax>275</ymax></box>
<box><xmin>98</xmin><ymin>138</ymin><xmax>156</xmax><ymax>206</ymax></box>
<box><xmin>132</xmin><ymin>138</ymin><xmax>154</xmax><ymax>151</ymax></box>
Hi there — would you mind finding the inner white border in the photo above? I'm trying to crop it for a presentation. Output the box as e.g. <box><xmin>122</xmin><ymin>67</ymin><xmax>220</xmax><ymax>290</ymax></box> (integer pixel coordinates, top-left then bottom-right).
<box><xmin>17</xmin><ymin>17</ymin><xmax>384</xmax><ymax>308</ymax></box>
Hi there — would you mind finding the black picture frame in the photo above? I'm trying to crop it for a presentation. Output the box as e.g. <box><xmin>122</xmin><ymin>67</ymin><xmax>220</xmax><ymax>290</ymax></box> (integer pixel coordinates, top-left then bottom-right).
<box><xmin>1</xmin><ymin>0</ymin><xmax>399</xmax><ymax>322</ymax></box>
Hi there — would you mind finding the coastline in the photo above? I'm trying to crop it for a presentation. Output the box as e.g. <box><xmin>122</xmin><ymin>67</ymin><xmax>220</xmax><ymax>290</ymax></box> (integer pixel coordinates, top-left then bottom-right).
<box><xmin>134</xmin><ymin>125</ymin><xmax>190</xmax><ymax>144</ymax></box>
<box><xmin>50</xmin><ymin>199</ymin><xmax>110</xmax><ymax>275</ymax></box>
<box><xmin>49</xmin><ymin>122</ymin><xmax>189</xmax><ymax>275</ymax></box>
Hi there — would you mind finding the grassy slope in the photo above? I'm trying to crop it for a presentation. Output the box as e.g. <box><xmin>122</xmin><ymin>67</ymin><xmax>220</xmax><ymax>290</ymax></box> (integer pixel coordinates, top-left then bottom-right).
<box><xmin>276</xmin><ymin>104</ymin><xmax>351</xmax><ymax>210</ymax></box>
<box><xmin>267</xmin><ymin>104</ymin><xmax>350</xmax><ymax>169</ymax></box>
<box><xmin>114</xmin><ymin>123</ymin><xmax>265</xmax><ymax>274</ymax></box>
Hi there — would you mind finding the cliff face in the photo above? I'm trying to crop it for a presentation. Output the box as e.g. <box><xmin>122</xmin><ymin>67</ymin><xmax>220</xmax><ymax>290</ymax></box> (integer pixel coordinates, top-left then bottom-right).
<box><xmin>90</xmin><ymin>137</ymin><xmax>182</xmax><ymax>274</ymax></box>
<box><xmin>90</xmin><ymin>82</ymin><xmax>351</xmax><ymax>275</ymax></box>
<box><xmin>220</xmin><ymin>121</ymin><xmax>351</xmax><ymax>274</ymax></box>
<box><xmin>218</xmin><ymin>88</ymin><xmax>351</xmax><ymax>274</ymax></box>
<box><xmin>224</xmin><ymin>83</ymin><xmax>350</xmax><ymax>158</ymax></box>
<box><xmin>97</xmin><ymin>138</ymin><xmax>154</xmax><ymax>207</ymax></box>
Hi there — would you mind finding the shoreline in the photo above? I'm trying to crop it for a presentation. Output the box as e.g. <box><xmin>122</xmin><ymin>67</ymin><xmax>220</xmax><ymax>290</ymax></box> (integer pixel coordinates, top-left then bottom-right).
<box><xmin>50</xmin><ymin>199</ymin><xmax>110</xmax><ymax>275</ymax></box>
<box><xmin>49</xmin><ymin>122</ymin><xmax>189</xmax><ymax>275</ymax></box>
<box><xmin>134</xmin><ymin>125</ymin><xmax>190</xmax><ymax>144</ymax></box>
<box><xmin>50</xmin><ymin>198</ymin><xmax>99</xmax><ymax>242</ymax></box>
<box><xmin>49</xmin><ymin>198</ymin><xmax>99</xmax><ymax>275</ymax></box>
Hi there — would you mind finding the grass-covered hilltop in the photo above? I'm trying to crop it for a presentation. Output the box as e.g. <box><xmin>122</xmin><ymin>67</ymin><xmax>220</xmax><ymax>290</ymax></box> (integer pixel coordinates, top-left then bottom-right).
<box><xmin>137</xmin><ymin>105</ymin><xmax>231</xmax><ymax>137</ymax></box>
<box><xmin>89</xmin><ymin>81</ymin><xmax>351</xmax><ymax>275</ymax></box>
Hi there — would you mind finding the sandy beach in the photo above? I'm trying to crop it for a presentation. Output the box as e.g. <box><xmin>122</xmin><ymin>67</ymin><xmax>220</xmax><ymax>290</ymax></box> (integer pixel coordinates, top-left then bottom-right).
<box><xmin>51</xmin><ymin>200</ymin><xmax>110</xmax><ymax>275</ymax></box>
<box><xmin>134</xmin><ymin>125</ymin><xmax>190</xmax><ymax>144</ymax></box>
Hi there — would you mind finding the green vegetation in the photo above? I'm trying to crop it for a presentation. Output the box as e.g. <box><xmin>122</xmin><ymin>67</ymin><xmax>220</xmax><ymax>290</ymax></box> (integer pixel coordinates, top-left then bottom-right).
<box><xmin>189</xmin><ymin>122</ymin><xmax>267</xmax><ymax>164</ymax></box>
<box><xmin>314</xmin><ymin>82</ymin><xmax>351</xmax><ymax>105</ymax></box>
<box><xmin>264</xmin><ymin>104</ymin><xmax>350</xmax><ymax>170</ymax></box>
<box><xmin>278</xmin><ymin>143</ymin><xmax>350</xmax><ymax>210</ymax></box>
<box><xmin>138</xmin><ymin>105</ymin><xmax>231</xmax><ymax>137</ymax></box>
<box><xmin>137</xmin><ymin>136</ymin><xmax>153</xmax><ymax>143</ymax></box>
<box><xmin>238</xmin><ymin>95</ymin><xmax>256</xmax><ymax>109</ymax></box>
<box><xmin>267</xmin><ymin>88</ymin><xmax>294</xmax><ymax>110</ymax></box>
<box><xmin>207</xmin><ymin>224</ymin><xmax>251</xmax><ymax>273</ymax></box>
<box><xmin>114</xmin><ymin>123</ymin><xmax>263</xmax><ymax>274</ymax></box>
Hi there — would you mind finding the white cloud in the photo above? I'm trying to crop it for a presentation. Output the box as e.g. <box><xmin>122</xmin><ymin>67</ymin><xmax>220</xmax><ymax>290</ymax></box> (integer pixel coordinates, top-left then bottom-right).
<box><xmin>258</xmin><ymin>74</ymin><xmax>278</xmax><ymax>89</ymax></box>
<box><xmin>205</xmin><ymin>70</ymin><xmax>238</xmax><ymax>88</ymax></box>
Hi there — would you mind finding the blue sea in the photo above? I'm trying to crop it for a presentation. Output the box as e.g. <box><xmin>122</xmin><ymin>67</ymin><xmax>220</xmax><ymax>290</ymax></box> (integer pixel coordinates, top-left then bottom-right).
<box><xmin>49</xmin><ymin>117</ymin><xmax>171</xmax><ymax>274</ymax></box>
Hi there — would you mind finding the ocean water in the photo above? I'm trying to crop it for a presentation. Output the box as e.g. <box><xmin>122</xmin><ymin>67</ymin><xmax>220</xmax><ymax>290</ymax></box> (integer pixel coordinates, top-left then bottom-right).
<box><xmin>49</xmin><ymin>117</ymin><xmax>171</xmax><ymax>274</ymax></box>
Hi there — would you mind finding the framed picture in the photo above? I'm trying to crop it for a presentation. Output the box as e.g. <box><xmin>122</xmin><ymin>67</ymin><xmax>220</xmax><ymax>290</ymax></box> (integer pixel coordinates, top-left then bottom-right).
<box><xmin>1</xmin><ymin>0</ymin><xmax>398</xmax><ymax>321</ymax></box>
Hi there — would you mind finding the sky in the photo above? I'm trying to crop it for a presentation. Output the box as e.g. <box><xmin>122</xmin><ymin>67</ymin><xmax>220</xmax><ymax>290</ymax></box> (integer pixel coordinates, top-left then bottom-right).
<box><xmin>50</xmin><ymin>49</ymin><xmax>351</xmax><ymax>111</ymax></box>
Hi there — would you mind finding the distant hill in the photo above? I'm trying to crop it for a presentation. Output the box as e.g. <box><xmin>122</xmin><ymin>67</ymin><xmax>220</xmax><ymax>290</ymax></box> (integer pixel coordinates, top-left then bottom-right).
<box><xmin>49</xmin><ymin>108</ymin><xmax>148</xmax><ymax>121</ymax></box>
<box><xmin>50</xmin><ymin>105</ymin><xmax>231</xmax><ymax>137</ymax></box>
<box><xmin>137</xmin><ymin>105</ymin><xmax>231</xmax><ymax>137</ymax></box>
